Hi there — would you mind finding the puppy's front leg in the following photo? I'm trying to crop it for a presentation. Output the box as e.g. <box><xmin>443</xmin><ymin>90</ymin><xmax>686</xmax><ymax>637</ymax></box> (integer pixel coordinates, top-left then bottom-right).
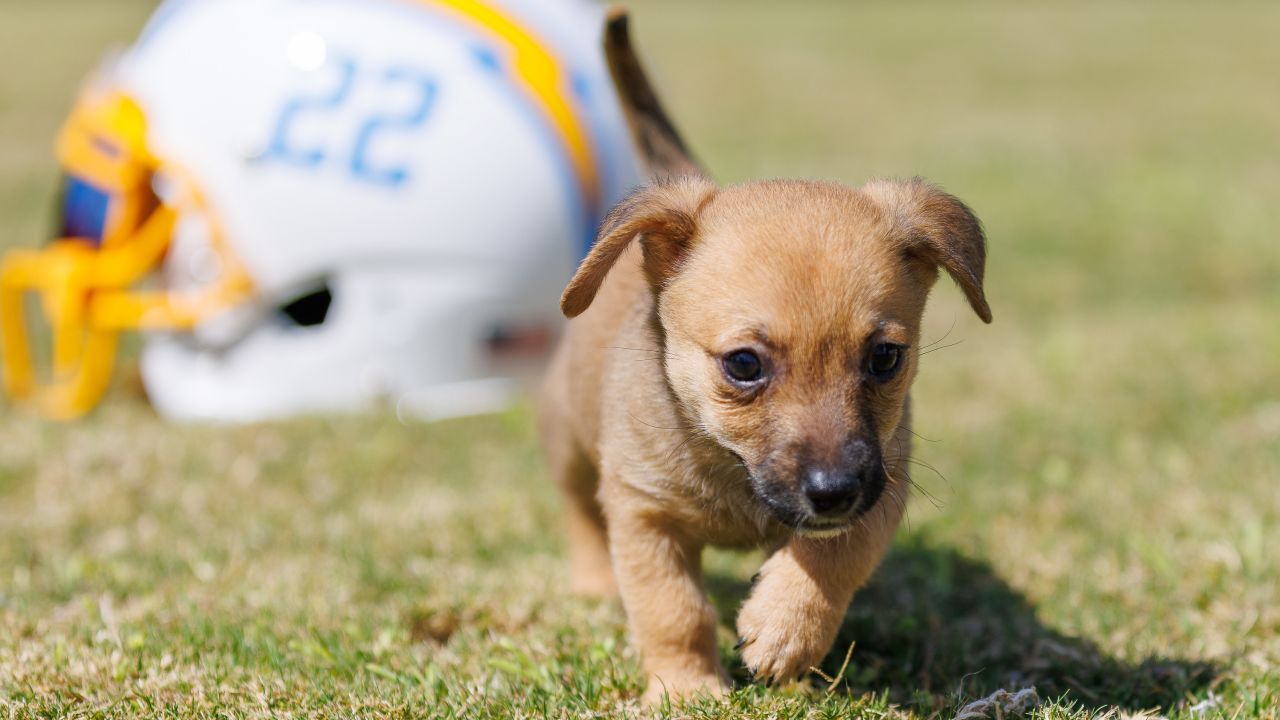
<box><xmin>736</xmin><ymin>500</ymin><xmax>903</xmax><ymax>683</ymax></box>
<box><xmin>608</xmin><ymin>504</ymin><xmax>729</xmax><ymax>702</ymax></box>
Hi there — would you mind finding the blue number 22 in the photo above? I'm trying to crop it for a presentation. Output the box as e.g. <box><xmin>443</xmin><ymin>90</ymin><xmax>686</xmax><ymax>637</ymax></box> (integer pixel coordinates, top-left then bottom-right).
<box><xmin>264</xmin><ymin>58</ymin><xmax>438</xmax><ymax>188</ymax></box>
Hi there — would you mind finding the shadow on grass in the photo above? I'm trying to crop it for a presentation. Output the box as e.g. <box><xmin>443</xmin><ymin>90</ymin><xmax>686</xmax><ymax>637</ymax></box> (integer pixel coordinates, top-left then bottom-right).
<box><xmin>706</xmin><ymin>535</ymin><xmax>1221</xmax><ymax>714</ymax></box>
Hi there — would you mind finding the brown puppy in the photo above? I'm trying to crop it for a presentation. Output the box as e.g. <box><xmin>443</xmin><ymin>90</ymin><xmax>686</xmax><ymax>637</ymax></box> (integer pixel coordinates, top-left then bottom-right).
<box><xmin>539</xmin><ymin>12</ymin><xmax>992</xmax><ymax>702</ymax></box>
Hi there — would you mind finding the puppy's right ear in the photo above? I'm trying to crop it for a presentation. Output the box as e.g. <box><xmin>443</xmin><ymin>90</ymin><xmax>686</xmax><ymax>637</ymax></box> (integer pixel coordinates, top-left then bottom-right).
<box><xmin>560</xmin><ymin>176</ymin><xmax>716</xmax><ymax>318</ymax></box>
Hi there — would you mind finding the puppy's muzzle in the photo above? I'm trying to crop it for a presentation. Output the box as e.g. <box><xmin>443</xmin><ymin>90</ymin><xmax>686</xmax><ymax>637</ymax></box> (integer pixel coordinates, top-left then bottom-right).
<box><xmin>753</xmin><ymin>438</ymin><xmax>887</xmax><ymax>532</ymax></box>
<box><xmin>800</xmin><ymin>436</ymin><xmax>882</xmax><ymax>520</ymax></box>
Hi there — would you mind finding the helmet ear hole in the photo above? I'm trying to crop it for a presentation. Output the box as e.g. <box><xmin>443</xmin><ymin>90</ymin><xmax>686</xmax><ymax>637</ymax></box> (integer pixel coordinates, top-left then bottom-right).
<box><xmin>279</xmin><ymin>283</ymin><xmax>333</xmax><ymax>327</ymax></box>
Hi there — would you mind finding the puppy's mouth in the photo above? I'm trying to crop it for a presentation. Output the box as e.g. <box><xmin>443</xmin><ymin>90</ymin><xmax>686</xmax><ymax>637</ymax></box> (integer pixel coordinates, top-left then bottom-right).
<box><xmin>745</xmin><ymin>467</ymin><xmax>887</xmax><ymax>537</ymax></box>
<box><xmin>794</xmin><ymin>518</ymin><xmax>856</xmax><ymax>538</ymax></box>
<box><xmin>754</xmin><ymin>492</ymin><xmax>855</xmax><ymax>537</ymax></box>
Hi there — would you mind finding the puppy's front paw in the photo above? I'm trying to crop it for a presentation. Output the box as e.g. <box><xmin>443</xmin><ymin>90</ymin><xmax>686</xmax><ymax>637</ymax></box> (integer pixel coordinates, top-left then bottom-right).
<box><xmin>735</xmin><ymin>569</ymin><xmax>842</xmax><ymax>684</ymax></box>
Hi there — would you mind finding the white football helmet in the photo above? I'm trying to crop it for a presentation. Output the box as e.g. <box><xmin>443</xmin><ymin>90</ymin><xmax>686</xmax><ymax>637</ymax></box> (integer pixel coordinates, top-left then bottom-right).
<box><xmin>0</xmin><ymin>0</ymin><xmax>641</xmax><ymax>421</ymax></box>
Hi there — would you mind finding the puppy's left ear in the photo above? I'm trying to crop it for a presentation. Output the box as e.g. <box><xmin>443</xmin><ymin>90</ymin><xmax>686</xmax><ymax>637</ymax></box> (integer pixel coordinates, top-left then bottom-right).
<box><xmin>863</xmin><ymin>178</ymin><xmax>993</xmax><ymax>323</ymax></box>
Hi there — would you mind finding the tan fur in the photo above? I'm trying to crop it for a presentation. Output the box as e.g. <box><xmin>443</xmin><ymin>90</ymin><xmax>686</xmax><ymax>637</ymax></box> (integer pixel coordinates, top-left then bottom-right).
<box><xmin>540</xmin><ymin>175</ymin><xmax>991</xmax><ymax>702</ymax></box>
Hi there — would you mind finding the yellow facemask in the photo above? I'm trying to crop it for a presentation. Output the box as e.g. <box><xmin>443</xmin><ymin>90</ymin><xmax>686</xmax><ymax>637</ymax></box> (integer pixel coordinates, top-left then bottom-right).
<box><xmin>0</xmin><ymin>90</ymin><xmax>254</xmax><ymax>420</ymax></box>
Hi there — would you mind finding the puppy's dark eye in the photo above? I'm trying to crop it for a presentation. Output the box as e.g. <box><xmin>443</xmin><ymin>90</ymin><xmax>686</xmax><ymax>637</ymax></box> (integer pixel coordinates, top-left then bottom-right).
<box><xmin>867</xmin><ymin>343</ymin><xmax>903</xmax><ymax>379</ymax></box>
<box><xmin>722</xmin><ymin>350</ymin><xmax>764</xmax><ymax>384</ymax></box>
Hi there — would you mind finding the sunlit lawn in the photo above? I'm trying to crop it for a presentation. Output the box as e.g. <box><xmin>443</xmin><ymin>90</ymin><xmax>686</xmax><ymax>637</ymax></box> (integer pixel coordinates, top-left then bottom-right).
<box><xmin>1</xmin><ymin>1</ymin><xmax>1278</xmax><ymax>717</ymax></box>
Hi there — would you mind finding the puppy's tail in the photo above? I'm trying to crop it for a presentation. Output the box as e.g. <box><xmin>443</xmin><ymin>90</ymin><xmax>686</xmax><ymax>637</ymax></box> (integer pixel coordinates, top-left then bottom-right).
<box><xmin>604</xmin><ymin>7</ymin><xmax>709</xmax><ymax>180</ymax></box>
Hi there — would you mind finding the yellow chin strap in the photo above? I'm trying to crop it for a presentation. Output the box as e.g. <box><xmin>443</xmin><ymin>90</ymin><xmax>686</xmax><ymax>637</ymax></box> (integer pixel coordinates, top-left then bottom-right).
<box><xmin>0</xmin><ymin>91</ymin><xmax>253</xmax><ymax>420</ymax></box>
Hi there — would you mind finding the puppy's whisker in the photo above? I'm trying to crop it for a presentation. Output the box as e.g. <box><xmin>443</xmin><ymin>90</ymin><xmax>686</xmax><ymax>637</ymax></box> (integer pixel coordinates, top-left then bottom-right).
<box><xmin>894</xmin><ymin>485</ymin><xmax>914</xmax><ymax>532</ymax></box>
<box><xmin>885</xmin><ymin>489</ymin><xmax>904</xmax><ymax>533</ymax></box>
<box><xmin>883</xmin><ymin>456</ymin><xmax>942</xmax><ymax>513</ymax></box>
<box><xmin>919</xmin><ymin>314</ymin><xmax>958</xmax><ymax>351</ymax></box>
<box><xmin>896</xmin><ymin>424</ymin><xmax>939</xmax><ymax>444</ymax></box>
<box><xmin>662</xmin><ymin>424</ymin><xmax>720</xmax><ymax>466</ymax></box>
<box><xmin>894</xmin><ymin>456</ymin><xmax>953</xmax><ymax>493</ymax></box>
<box><xmin>884</xmin><ymin>453</ymin><xmax>944</xmax><ymax>478</ymax></box>
<box><xmin>905</xmin><ymin>475</ymin><xmax>946</xmax><ymax>511</ymax></box>
<box><xmin>882</xmin><ymin>472</ymin><xmax>907</xmax><ymax>505</ymax></box>
<box><xmin>894</xmin><ymin>486</ymin><xmax>911</xmax><ymax>525</ymax></box>
<box><xmin>918</xmin><ymin>339</ymin><xmax>963</xmax><ymax>358</ymax></box>
<box><xmin>891</xmin><ymin>435</ymin><xmax>912</xmax><ymax>463</ymax></box>
<box><xmin>875</xmin><ymin>486</ymin><xmax>896</xmax><ymax>532</ymax></box>
<box><xmin>605</xmin><ymin>345</ymin><xmax>678</xmax><ymax>359</ymax></box>
<box><xmin>627</xmin><ymin>411</ymin><xmax>688</xmax><ymax>433</ymax></box>
<box><xmin>879</xmin><ymin>464</ymin><xmax>912</xmax><ymax>530</ymax></box>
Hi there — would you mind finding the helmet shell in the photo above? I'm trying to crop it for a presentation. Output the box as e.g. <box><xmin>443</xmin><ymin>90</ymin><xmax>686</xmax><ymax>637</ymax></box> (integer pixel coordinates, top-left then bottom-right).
<box><xmin>105</xmin><ymin>0</ymin><xmax>641</xmax><ymax>420</ymax></box>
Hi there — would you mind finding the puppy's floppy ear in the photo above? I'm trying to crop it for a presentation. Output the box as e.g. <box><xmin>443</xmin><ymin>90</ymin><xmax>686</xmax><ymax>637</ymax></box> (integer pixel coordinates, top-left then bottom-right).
<box><xmin>561</xmin><ymin>175</ymin><xmax>717</xmax><ymax>318</ymax></box>
<box><xmin>863</xmin><ymin>178</ymin><xmax>993</xmax><ymax>323</ymax></box>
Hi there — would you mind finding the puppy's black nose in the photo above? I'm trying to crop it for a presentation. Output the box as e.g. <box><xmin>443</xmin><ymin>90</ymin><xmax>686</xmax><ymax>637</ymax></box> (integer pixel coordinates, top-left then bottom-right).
<box><xmin>802</xmin><ymin>468</ymin><xmax>861</xmax><ymax>517</ymax></box>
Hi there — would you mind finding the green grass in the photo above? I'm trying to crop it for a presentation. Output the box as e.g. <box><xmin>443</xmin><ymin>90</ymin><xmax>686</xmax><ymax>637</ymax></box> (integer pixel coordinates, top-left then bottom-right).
<box><xmin>2</xmin><ymin>0</ymin><xmax>1279</xmax><ymax>717</ymax></box>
